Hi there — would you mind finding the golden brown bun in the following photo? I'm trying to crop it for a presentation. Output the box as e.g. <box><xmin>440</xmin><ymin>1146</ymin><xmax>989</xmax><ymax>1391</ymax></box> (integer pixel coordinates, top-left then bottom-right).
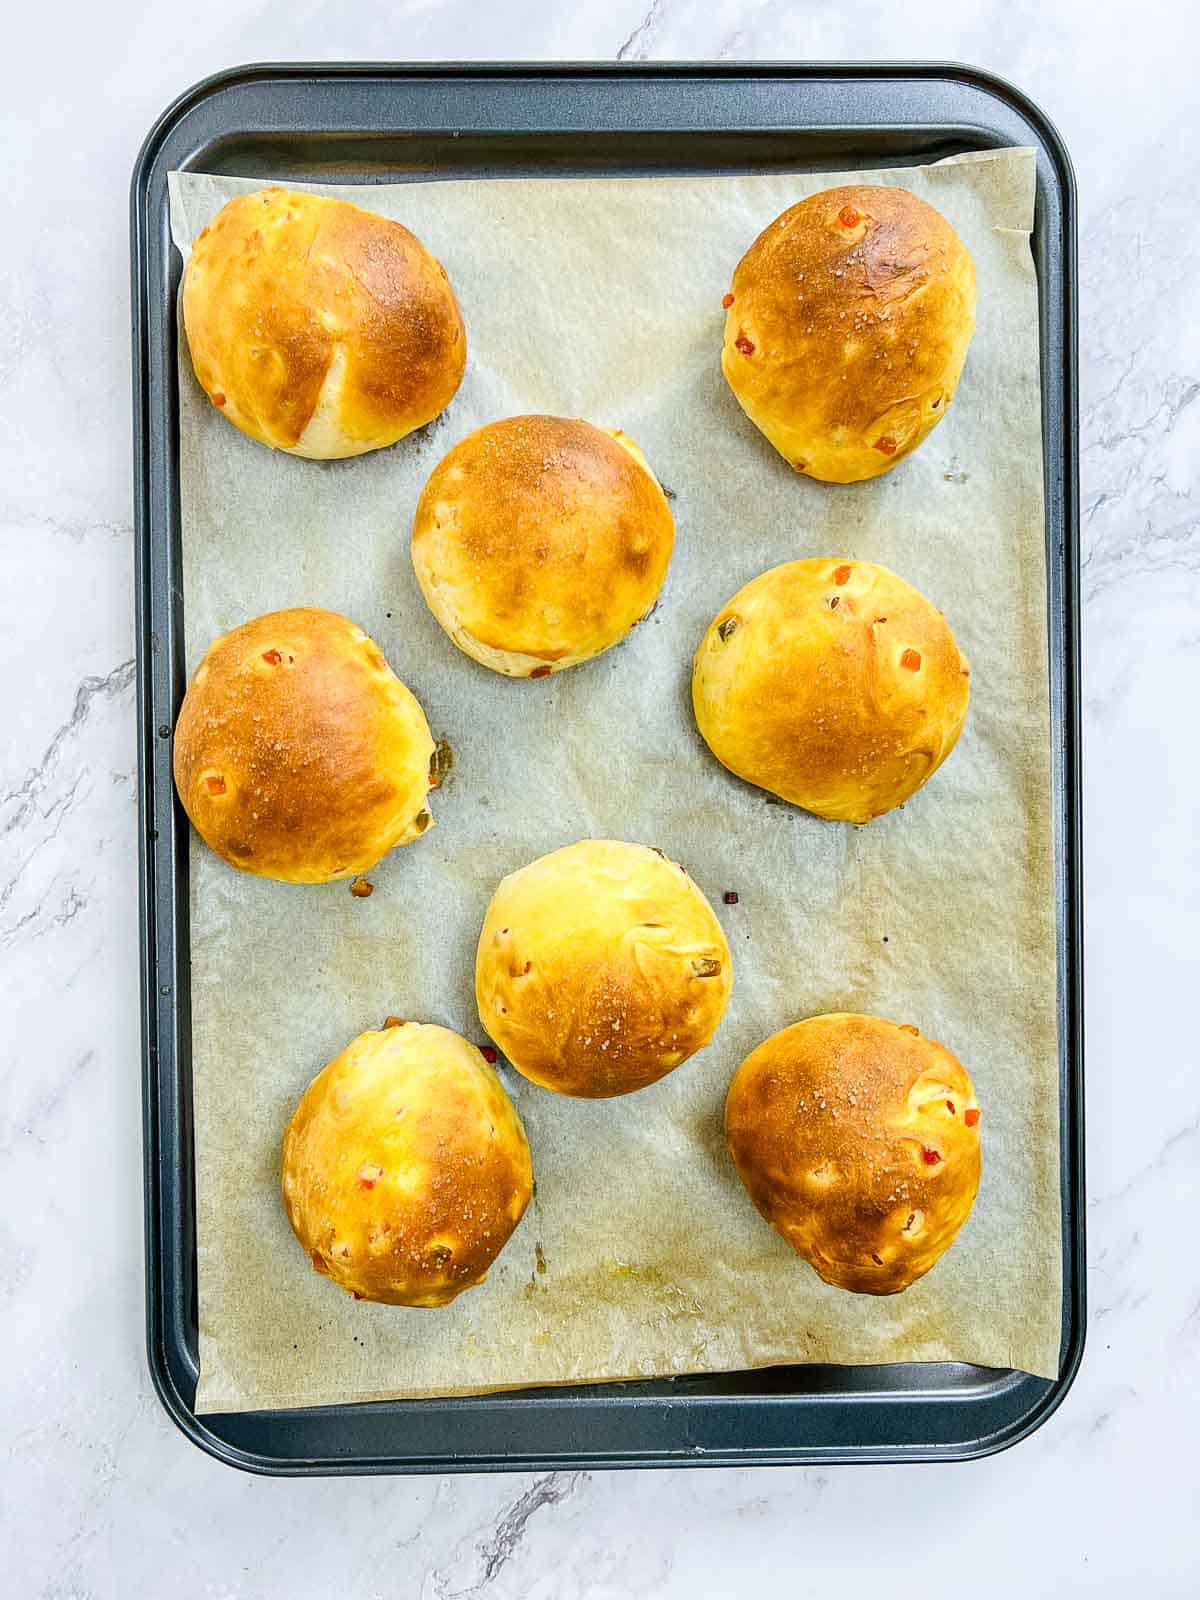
<box><xmin>173</xmin><ymin>607</ymin><xmax>436</xmax><ymax>883</ymax></box>
<box><xmin>411</xmin><ymin>415</ymin><xmax>675</xmax><ymax>676</ymax></box>
<box><xmin>692</xmin><ymin>559</ymin><xmax>970</xmax><ymax>823</ymax></box>
<box><xmin>476</xmin><ymin>840</ymin><xmax>732</xmax><ymax>1097</ymax></box>
<box><xmin>726</xmin><ymin>1013</ymin><xmax>981</xmax><ymax>1294</ymax></box>
<box><xmin>722</xmin><ymin>185</ymin><xmax>976</xmax><ymax>483</ymax></box>
<box><xmin>182</xmin><ymin>188</ymin><xmax>466</xmax><ymax>459</ymax></box>
<box><xmin>282</xmin><ymin>1022</ymin><xmax>533</xmax><ymax>1307</ymax></box>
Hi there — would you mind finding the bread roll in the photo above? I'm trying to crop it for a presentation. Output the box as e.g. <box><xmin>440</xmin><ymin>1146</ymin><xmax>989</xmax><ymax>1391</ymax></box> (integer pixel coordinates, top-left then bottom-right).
<box><xmin>722</xmin><ymin>185</ymin><xmax>976</xmax><ymax>482</ymax></box>
<box><xmin>411</xmin><ymin>415</ymin><xmax>674</xmax><ymax>676</ymax></box>
<box><xmin>173</xmin><ymin>607</ymin><xmax>436</xmax><ymax>882</ymax></box>
<box><xmin>692</xmin><ymin>559</ymin><xmax>969</xmax><ymax>822</ymax></box>
<box><xmin>476</xmin><ymin>840</ymin><xmax>732</xmax><ymax>1097</ymax></box>
<box><xmin>182</xmin><ymin>188</ymin><xmax>465</xmax><ymax>458</ymax></box>
<box><xmin>282</xmin><ymin>1021</ymin><xmax>533</xmax><ymax>1307</ymax></box>
<box><xmin>725</xmin><ymin>1013</ymin><xmax>981</xmax><ymax>1294</ymax></box>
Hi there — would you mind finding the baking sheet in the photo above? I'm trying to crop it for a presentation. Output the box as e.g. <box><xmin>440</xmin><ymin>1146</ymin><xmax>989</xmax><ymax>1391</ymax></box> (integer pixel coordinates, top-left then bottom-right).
<box><xmin>169</xmin><ymin>148</ymin><xmax>1061</xmax><ymax>1413</ymax></box>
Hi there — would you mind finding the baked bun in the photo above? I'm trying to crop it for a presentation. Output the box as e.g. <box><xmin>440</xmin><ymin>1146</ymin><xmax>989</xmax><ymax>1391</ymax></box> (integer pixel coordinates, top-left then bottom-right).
<box><xmin>476</xmin><ymin>840</ymin><xmax>732</xmax><ymax>1097</ymax></box>
<box><xmin>411</xmin><ymin>415</ymin><xmax>675</xmax><ymax>676</ymax></box>
<box><xmin>173</xmin><ymin>607</ymin><xmax>437</xmax><ymax>882</ymax></box>
<box><xmin>692</xmin><ymin>559</ymin><xmax>969</xmax><ymax>823</ymax></box>
<box><xmin>722</xmin><ymin>185</ymin><xmax>976</xmax><ymax>482</ymax></box>
<box><xmin>182</xmin><ymin>188</ymin><xmax>465</xmax><ymax>458</ymax></box>
<box><xmin>282</xmin><ymin>1021</ymin><xmax>533</xmax><ymax>1307</ymax></box>
<box><xmin>725</xmin><ymin>1013</ymin><xmax>981</xmax><ymax>1294</ymax></box>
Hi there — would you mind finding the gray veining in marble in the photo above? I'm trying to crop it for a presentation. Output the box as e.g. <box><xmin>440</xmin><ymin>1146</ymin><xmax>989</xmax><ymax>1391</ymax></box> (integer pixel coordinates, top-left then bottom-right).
<box><xmin>1</xmin><ymin>0</ymin><xmax>1197</xmax><ymax>1594</ymax></box>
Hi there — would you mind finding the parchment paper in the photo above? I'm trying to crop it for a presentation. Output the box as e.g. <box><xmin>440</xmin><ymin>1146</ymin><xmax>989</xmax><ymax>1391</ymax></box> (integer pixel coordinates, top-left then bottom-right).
<box><xmin>169</xmin><ymin>148</ymin><xmax>1061</xmax><ymax>1413</ymax></box>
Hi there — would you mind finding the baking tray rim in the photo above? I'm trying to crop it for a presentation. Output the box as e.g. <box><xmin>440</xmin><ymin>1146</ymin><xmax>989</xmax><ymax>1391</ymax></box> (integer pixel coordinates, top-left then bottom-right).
<box><xmin>132</xmin><ymin>58</ymin><xmax>1084</xmax><ymax>1475</ymax></box>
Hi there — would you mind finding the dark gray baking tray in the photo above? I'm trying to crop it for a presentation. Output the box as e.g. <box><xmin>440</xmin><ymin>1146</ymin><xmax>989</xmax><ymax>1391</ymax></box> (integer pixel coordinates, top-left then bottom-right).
<box><xmin>132</xmin><ymin>62</ymin><xmax>1083</xmax><ymax>1475</ymax></box>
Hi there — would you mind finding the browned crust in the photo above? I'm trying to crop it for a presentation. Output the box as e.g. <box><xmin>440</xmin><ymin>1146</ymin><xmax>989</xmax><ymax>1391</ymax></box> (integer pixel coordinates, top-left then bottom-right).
<box><xmin>721</xmin><ymin>185</ymin><xmax>976</xmax><ymax>482</ymax></box>
<box><xmin>182</xmin><ymin>188</ymin><xmax>466</xmax><ymax>456</ymax></box>
<box><xmin>281</xmin><ymin>1023</ymin><xmax>533</xmax><ymax>1307</ymax></box>
<box><xmin>725</xmin><ymin>1013</ymin><xmax>982</xmax><ymax>1294</ymax></box>
<box><xmin>692</xmin><ymin>559</ymin><xmax>970</xmax><ymax>822</ymax></box>
<box><xmin>476</xmin><ymin>840</ymin><xmax>732</xmax><ymax>1098</ymax></box>
<box><xmin>172</xmin><ymin>607</ymin><xmax>435</xmax><ymax>883</ymax></box>
<box><xmin>411</xmin><ymin>415</ymin><xmax>675</xmax><ymax>670</ymax></box>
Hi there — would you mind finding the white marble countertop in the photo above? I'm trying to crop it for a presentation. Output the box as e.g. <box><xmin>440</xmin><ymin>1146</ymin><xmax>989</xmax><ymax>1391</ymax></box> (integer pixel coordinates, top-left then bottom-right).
<box><xmin>2</xmin><ymin>0</ymin><xmax>1196</xmax><ymax>1594</ymax></box>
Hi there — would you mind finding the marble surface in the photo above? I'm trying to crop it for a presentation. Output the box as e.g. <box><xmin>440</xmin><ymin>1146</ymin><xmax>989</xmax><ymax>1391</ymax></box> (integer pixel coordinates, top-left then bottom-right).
<box><xmin>0</xmin><ymin>0</ymin><xmax>1195</xmax><ymax>1594</ymax></box>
